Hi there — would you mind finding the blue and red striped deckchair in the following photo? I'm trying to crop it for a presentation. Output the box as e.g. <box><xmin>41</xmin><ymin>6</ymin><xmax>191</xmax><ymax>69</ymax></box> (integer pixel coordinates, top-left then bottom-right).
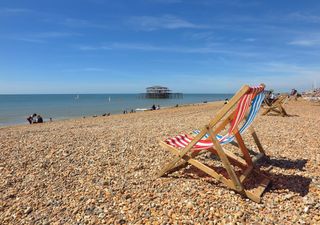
<box><xmin>178</xmin><ymin>91</ymin><xmax>264</xmax><ymax>147</ymax></box>
<box><xmin>157</xmin><ymin>84</ymin><xmax>270</xmax><ymax>203</ymax></box>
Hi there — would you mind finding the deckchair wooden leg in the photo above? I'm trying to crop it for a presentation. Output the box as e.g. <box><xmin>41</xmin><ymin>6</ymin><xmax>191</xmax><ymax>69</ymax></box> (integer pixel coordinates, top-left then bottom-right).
<box><xmin>157</xmin><ymin>157</ymin><xmax>181</xmax><ymax>178</ymax></box>
<box><xmin>244</xmin><ymin>174</ymin><xmax>271</xmax><ymax>203</ymax></box>
<box><xmin>234</xmin><ymin>129</ymin><xmax>253</xmax><ymax>166</ymax></box>
<box><xmin>207</xmin><ymin>127</ymin><xmax>244</xmax><ymax>192</ymax></box>
<box><xmin>159</xmin><ymin>142</ymin><xmax>236</xmax><ymax>189</ymax></box>
<box><xmin>161</xmin><ymin>160</ymin><xmax>187</xmax><ymax>176</ymax></box>
<box><xmin>208</xmin><ymin>147</ymin><xmax>270</xmax><ymax>203</ymax></box>
<box><xmin>158</xmin><ymin>135</ymin><xmax>270</xmax><ymax>202</ymax></box>
<box><xmin>160</xmin><ymin>151</ymin><xmax>201</xmax><ymax>176</ymax></box>
<box><xmin>279</xmin><ymin>106</ymin><xmax>288</xmax><ymax>116</ymax></box>
<box><xmin>249</xmin><ymin>126</ymin><xmax>265</xmax><ymax>155</ymax></box>
<box><xmin>262</xmin><ymin>108</ymin><xmax>271</xmax><ymax>115</ymax></box>
<box><xmin>272</xmin><ymin>108</ymin><xmax>281</xmax><ymax>114</ymax></box>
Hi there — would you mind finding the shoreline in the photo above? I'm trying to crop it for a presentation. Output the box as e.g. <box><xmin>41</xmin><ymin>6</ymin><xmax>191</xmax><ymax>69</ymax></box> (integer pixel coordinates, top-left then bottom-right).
<box><xmin>0</xmin><ymin>100</ymin><xmax>225</xmax><ymax>129</ymax></box>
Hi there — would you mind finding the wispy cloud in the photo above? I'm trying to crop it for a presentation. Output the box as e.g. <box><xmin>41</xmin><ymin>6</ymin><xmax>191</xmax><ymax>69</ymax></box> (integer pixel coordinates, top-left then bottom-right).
<box><xmin>145</xmin><ymin>0</ymin><xmax>182</xmax><ymax>3</ymax></box>
<box><xmin>0</xmin><ymin>7</ymin><xmax>33</xmax><ymax>15</ymax></box>
<box><xmin>128</xmin><ymin>15</ymin><xmax>208</xmax><ymax>31</ymax></box>
<box><xmin>187</xmin><ymin>62</ymin><xmax>320</xmax><ymax>92</ymax></box>
<box><xmin>185</xmin><ymin>31</ymin><xmax>215</xmax><ymax>41</ymax></box>
<box><xmin>288</xmin><ymin>12</ymin><xmax>320</xmax><ymax>23</ymax></box>
<box><xmin>77</xmin><ymin>42</ymin><xmax>257</xmax><ymax>57</ymax></box>
<box><xmin>3</xmin><ymin>31</ymin><xmax>81</xmax><ymax>44</ymax></box>
<box><xmin>11</xmin><ymin>37</ymin><xmax>47</xmax><ymax>43</ymax></box>
<box><xmin>244</xmin><ymin>62</ymin><xmax>320</xmax><ymax>89</ymax></box>
<box><xmin>258</xmin><ymin>63</ymin><xmax>320</xmax><ymax>90</ymax></box>
<box><xmin>33</xmin><ymin>31</ymin><xmax>81</xmax><ymax>38</ymax></box>
<box><xmin>62</xmin><ymin>18</ymin><xmax>109</xmax><ymax>29</ymax></box>
<box><xmin>288</xmin><ymin>39</ymin><xmax>320</xmax><ymax>47</ymax></box>
<box><xmin>258</xmin><ymin>62</ymin><xmax>320</xmax><ymax>74</ymax></box>
<box><xmin>244</xmin><ymin>38</ymin><xmax>256</xmax><ymax>42</ymax></box>
<box><xmin>62</xmin><ymin>67</ymin><xmax>107</xmax><ymax>72</ymax></box>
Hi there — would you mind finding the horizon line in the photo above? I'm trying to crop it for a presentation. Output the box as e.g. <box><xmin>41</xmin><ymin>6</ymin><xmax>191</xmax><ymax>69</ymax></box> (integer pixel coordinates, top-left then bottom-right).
<box><xmin>0</xmin><ymin>92</ymin><xmax>236</xmax><ymax>95</ymax></box>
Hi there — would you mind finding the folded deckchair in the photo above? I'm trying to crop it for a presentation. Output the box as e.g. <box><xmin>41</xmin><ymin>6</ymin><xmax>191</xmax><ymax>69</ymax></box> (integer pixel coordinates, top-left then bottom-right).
<box><xmin>262</xmin><ymin>95</ymin><xmax>289</xmax><ymax>117</ymax></box>
<box><xmin>157</xmin><ymin>84</ymin><xmax>270</xmax><ymax>203</ymax></box>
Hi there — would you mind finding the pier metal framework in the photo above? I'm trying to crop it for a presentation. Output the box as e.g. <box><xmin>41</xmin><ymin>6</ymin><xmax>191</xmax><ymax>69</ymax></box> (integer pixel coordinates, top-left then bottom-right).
<box><xmin>142</xmin><ymin>86</ymin><xmax>183</xmax><ymax>99</ymax></box>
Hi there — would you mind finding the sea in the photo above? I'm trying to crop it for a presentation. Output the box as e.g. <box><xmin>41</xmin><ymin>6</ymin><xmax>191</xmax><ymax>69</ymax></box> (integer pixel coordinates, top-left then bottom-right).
<box><xmin>0</xmin><ymin>94</ymin><xmax>233</xmax><ymax>127</ymax></box>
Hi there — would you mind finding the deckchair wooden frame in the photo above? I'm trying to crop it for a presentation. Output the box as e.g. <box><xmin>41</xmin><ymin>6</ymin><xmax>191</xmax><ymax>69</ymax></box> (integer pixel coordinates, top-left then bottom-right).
<box><xmin>262</xmin><ymin>95</ymin><xmax>289</xmax><ymax>117</ymax></box>
<box><xmin>157</xmin><ymin>84</ymin><xmax>270</xmax><ymax>203</ymax></box>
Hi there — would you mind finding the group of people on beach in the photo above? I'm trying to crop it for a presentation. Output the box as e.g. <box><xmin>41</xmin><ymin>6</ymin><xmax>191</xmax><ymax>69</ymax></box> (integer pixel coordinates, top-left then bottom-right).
<box><xmin>27</xmin><ymin>113</ymin><xmax>44</xmax><ymax>124</ymax></box>
<box><xmin>265</xmin><ymin>88</ymin><xmax>300</xmax><ymax>104</ymax></box>
<box><xmin>123</xmin><ymin>109</ymin><xmax>136</xmax><ymax>114</ymax></box>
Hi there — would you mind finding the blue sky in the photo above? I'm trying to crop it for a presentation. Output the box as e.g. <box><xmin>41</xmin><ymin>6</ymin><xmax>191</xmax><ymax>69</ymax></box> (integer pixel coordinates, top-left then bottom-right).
<box><xmin>0</xmin><ymin>0</ymin><xmax>320</xmax><ymax>94</ymax></box>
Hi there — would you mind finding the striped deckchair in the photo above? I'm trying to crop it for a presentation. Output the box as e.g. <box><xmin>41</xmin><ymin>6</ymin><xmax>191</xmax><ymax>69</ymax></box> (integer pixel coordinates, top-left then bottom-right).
<box><xmin>157</xmin><ymin>84</ymin><xmax>270</xmax><ymax>203</ymax></box>
<box><xmin>262</xmin><ymin>95</ymin><xmax>289</xmax><ymax>117</ymax></box>
<box><xmin>193</xmin><ymin>91</ymin><xmax>265</xmax><ymax>143</ymax></box>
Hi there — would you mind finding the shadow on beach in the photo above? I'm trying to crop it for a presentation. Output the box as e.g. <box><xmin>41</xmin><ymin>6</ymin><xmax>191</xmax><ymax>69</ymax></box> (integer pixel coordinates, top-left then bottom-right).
<box><xmin>259</xmin><ymin>157</ymin><xmax>308</xmax><ymax>171</ymax></box>
<box><xmin>264</xmin><ymin>113</ymin><xmax>299</xmax><ymax>117</ymax></box>
<box><xmin>268</xmin><ymin>173</ymin><xmax>311</xmax><ymax>197</ymax></box>
<box><xmin>163</xmin><ymin>157</ymin><xmax>311</xmax><ymax>197</ymax></box>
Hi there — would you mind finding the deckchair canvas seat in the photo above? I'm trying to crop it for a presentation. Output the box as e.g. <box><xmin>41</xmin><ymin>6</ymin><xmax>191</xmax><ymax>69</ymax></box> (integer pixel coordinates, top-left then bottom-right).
<box><xmin>157</xmin><ymin>84</ymin><xmax>271</xmax><ymax>203</ymax></box>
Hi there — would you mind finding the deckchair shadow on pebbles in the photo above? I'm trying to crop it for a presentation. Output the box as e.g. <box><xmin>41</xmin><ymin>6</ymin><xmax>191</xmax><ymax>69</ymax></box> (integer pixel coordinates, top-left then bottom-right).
<box><xmin>157</xmin><ymin>84</ymin><xmax>271</xmax><ymax>203</ymax></box>
<box><xmin>262</xmin><ymin>95</ymin><xmax>289</xmax><ymax>117</ymax></box>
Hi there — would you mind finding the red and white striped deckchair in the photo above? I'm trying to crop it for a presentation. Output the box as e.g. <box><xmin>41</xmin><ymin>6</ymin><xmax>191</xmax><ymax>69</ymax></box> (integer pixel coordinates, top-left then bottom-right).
<box><xmin>157</xmin><ymin>84</ymin><xmax>270</xmax><ymax>203</ymax></box>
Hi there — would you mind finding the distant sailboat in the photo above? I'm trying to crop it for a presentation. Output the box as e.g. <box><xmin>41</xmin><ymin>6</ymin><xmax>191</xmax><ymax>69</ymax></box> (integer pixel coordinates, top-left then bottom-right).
<box><xmin>108</xmin><ymin>96</ymin><xmax>111</xmax><ymax>102</ymax></box>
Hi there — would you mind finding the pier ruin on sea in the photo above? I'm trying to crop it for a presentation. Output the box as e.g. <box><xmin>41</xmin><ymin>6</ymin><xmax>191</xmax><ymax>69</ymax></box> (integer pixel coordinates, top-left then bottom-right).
<box><xmin>141</xmin><ymin>86</ymin><xmax>183</xmax><ymax>99</ymax></box>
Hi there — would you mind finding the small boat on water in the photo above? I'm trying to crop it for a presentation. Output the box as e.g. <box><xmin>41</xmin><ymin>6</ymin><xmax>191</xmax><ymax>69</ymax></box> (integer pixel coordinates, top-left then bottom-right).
<box><xmin>135</xmin><ymin>108</ymin><xmax>152</xmax><ymax>111</ymax></box>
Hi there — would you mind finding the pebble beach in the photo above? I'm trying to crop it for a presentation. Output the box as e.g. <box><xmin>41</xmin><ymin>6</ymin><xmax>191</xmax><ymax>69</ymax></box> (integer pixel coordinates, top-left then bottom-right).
<box><xmin>0</xmin><ymin>99</ymin><xmax>319</xmax><ymax>224</ymax></box>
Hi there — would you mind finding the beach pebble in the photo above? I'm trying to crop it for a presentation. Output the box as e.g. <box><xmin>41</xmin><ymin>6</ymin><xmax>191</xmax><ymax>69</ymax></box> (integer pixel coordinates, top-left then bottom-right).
<box><xmin>24</xmin><ymin>207</ymin><xmax>33</xmax><ymax>214</ymax></box>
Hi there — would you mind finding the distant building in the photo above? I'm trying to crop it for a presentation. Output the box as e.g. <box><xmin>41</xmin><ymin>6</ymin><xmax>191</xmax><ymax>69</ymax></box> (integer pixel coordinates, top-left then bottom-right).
<box><xmin>142</xmin><ymin>85</ymin><xmax>183</xmax><ymax>99</ymax></box>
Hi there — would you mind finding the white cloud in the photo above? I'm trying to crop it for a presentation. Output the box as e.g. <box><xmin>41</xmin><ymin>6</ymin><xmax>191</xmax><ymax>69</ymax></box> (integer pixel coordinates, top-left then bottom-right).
<box><xmin>244</xmin><ymin>38</ymin><xmax>256</xmax><ymax>42</ymax></box>
<box><xmin>32</xmin><ymin>32</ymin><xmax>81</xmax><ymax>38</ymax></box>
<box><xmin>249</xmin><ymin>62</ymin><xmax>320</xmax><ymax>90</ymax></box>
<box><xmin>288</xmin><ymin>12</ymin><xmax>320</xmax><ymax>23</ymax></box>
<box><xmin>62</xmin><ymin>68</ymin><xmax>107</xmax><ymax>72</ymax></box>
<box><xmin>5</xmin><ymin>32</ymin><xmax>81</xmax><ymax>43</ymax></box>
<box><xmin>288</xmin><ymin>39</ymin><xmax>320</xmax><ymax>47</ymax></box>
<box><xmin>185</xmin><ymin>31</ymin><xmax>215</xmax><ymax>41</ymax></box>
<box><xmin>62</xmin><ymin>18</ymin><xmax>109</xmax><ymax>29</ymax></box>
<box><xmin>83</xmin><ymin>68</ymin><xmax>106</xmax><ymax>72</ymax></box>
<box><xmin>128</xmin><ymin>15</ymin><xmax>208</xmax><ymax>31</ymax></box>
<box><xmin>77</xmin><ymin>42</ymin><xmax>257</xmax><ymax>57</ymax></box>
<box><xmin>11</xmin><ymin>37</ymin><xmax>47</xmax><ymax>43</ymax></box>
<box><xmin>146</xmin><ymin>0</ymin><xmax>182</xmax><ymax>3</ymax></box>
<box><xmin>0</xmin><ymin>7</ymin><xmax>33</xmax><ymax>15</ymax></box>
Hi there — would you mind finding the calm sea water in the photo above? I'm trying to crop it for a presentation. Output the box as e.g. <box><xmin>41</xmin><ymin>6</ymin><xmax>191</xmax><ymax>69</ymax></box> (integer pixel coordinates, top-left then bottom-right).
<box><xmin>0</xmin><ymin>94</ymin><xmax>233</xmax><ymax>126</ymax></box>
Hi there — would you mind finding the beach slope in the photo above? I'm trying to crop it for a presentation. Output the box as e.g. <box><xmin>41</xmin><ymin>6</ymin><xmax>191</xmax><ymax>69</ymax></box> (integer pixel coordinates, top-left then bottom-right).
<box><xmin>0</xmin><ymin>100</ymin><xmax>319</xmax><ymax>224</ymax></box>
